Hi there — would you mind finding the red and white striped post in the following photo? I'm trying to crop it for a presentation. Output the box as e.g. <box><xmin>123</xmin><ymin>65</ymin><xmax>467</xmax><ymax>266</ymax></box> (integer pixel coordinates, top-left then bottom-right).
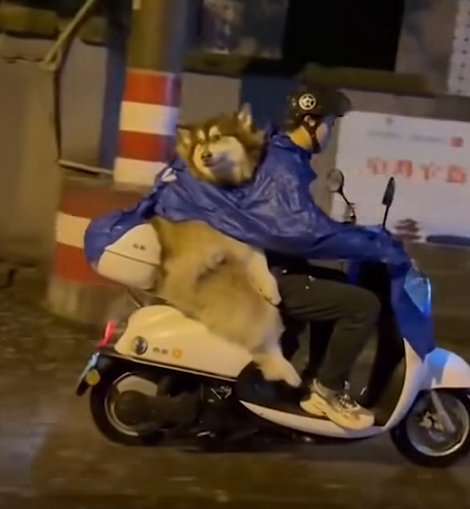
<box><xmin>113</xmin><ymin>0</ymin><xmax>189</xmax><ymax>187</ymax></box>
<box><xmin>114</xmin><ymin>71</ymin><xmax>181</xmax><ymax>186</ymax></box>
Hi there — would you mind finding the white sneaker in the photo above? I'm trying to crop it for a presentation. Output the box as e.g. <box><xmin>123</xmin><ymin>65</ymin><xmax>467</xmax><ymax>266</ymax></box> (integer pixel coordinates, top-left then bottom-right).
<box><xmin>300</xmin><ymin>380</ymin><xmax>374</xmax><ymax>430</ymax></box>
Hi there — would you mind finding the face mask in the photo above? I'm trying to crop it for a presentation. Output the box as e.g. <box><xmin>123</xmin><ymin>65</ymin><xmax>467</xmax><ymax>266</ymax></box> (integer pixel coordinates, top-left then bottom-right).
<box><xmin>301</xmin><ymin>114</ymin><xmax>335</xmax><ymax>154</ymax></box>
<box><xmin>314</xmin><ymin>115</ymin><xmax>335</xmax><ymax>152</ymax></box>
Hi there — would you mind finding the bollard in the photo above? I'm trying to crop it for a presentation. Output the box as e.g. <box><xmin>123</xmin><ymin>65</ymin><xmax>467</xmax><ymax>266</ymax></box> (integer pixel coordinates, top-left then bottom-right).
<box><xmin>113</xmin><ymin>0</ymin><xmax>189</xmax><ymax>187</ymax></box>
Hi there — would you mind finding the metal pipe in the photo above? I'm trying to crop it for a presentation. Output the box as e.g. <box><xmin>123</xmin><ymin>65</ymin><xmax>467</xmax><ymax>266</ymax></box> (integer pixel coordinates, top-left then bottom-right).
<box><xmin>59</xmin><ymin>159</ymin><xmax>113</xmax><ymax>177</ymax></box>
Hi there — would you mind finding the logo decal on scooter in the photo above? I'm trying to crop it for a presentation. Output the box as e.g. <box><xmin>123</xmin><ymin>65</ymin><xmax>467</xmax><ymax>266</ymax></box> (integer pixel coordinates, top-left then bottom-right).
<box><xmin>152</xmin><ymin>347</ymin><xmax>169</xmax><ymax>355</ymax></box>
<box><xmin>172</xmin><ymin>349</ymin><xmax>182</xmax><ymax>359</ymax></box>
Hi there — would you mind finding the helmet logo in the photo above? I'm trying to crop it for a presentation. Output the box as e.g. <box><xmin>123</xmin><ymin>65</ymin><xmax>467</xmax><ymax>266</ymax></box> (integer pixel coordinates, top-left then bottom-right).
<box><xmin>299</xmin><ymin>93</ymin><xmax>317</xmax><ymax>111</ymax></box>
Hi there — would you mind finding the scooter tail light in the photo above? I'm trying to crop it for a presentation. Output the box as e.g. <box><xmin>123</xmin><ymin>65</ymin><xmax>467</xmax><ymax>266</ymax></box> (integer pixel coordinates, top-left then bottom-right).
<box><xmin>96</xmin><ymin>318</ymin><xmax>129</xmax><ymax>349</ymax></box>
<box><xmin>96</xmin><ymin>320</ymin><xmax>118</xmax><ymax>348</ymax></box>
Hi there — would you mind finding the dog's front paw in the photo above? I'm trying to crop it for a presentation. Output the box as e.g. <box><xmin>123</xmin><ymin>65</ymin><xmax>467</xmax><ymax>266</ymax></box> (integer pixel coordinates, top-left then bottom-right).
<box><xmin>252</xmin><ymin>276</ymin><xmax>281</xmax><ymax>305</ymax></box>
<box><xmin>256</xmin><ymin>286</ymin><xmax>281</xmax><ymax>305</ymax></box>
<box><xmin>260</xmin><ymin>355</ymin><xmax>302</xmax><ymax>387</ymax></box>
<box><xmin>265</xmin><ymin>278</ymin><xmax>282</xmax><ymax>305</ymax></box>
<box><xmin>266</xmin><ymin>286</ymin><xmax>281</xmax><ymax>305</ymax></box>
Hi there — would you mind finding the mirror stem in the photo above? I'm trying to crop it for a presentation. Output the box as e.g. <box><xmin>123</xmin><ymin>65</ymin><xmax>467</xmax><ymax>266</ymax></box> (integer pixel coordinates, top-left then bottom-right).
<box><xmin>340</xmin><ymin>191</ymin><xmax>356</xmax><ymax>223</ymax></box>
<box><xmin>382</xmin><ymin>206</ymin><xmax>390</xmax><ymax>229</ymax></box>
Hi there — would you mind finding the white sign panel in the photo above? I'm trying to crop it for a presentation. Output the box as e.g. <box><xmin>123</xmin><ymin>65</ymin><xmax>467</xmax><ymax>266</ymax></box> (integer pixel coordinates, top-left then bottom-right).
<box><xmin>334</xmin><ymin>112</ymin><xmax>470</xmax><ymax>245</ymax></box>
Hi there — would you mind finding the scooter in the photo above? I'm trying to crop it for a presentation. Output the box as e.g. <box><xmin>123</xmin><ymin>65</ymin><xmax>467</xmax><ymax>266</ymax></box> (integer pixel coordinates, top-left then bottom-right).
<box><xmin>76</xmin><ymin>171</ymin><xmax>470</xmax><ymax>467</ymax></box>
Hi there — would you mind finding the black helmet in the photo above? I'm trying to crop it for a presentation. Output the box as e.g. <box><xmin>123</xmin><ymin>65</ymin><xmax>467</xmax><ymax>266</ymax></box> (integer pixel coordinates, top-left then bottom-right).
<box><xmin>284</xmin><ymin>84</ymin><xmax>352</xmax><ymax>132</ymax></box>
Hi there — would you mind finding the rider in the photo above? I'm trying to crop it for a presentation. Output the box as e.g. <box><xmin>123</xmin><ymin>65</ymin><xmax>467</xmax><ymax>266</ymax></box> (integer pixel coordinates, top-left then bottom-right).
<box><xmin>150</xmin><ymin>85</ymin><xmax>410</xmax><ymax>430</ymax></box>
<box><xmin>266</xmin><ymin>87</ymin><xmax>379</xmax><ymax>429</ymax></box>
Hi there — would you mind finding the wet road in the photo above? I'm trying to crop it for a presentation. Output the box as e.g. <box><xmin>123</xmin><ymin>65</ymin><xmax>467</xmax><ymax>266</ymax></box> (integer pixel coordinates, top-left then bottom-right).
<box><xmin>1</xmin><ymin>274</ymin><xmax>470</xmax><ymax>508</ymax></box>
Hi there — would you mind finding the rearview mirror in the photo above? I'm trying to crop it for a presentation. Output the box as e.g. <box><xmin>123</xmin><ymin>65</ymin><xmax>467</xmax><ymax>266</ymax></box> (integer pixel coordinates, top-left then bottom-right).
<box><xmin>382</xmin><ymin>177</ymin><xmax>396</xmax><ymax>207</ymax></box>
<box><xmin>325</xmin><ymin>168</ymin><xmax>345</xmax><ymax>194</ymax></box>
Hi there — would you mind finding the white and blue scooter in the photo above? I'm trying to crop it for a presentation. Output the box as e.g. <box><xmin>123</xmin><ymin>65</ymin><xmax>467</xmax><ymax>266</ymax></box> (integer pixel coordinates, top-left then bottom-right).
<box><xmin>76</xmin><ymin>171</ymin><xmax>470</xmax><ymax>467</ymax></box>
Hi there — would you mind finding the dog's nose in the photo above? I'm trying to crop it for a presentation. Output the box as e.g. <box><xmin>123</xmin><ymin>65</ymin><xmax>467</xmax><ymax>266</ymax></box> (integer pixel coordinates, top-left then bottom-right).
<box><xmin>201</xmin><ymin>150</ymin><xmax>213</xmax><ymax>163</ymax></box>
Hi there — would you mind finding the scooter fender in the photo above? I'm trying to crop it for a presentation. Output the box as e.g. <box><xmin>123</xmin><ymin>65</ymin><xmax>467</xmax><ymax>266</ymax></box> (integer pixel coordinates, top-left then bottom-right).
<box><xmin>424</xmin><ymin>348</ymin><xmax>470</xmax><ymax>390</ymax></box>
<box><xmin>113</xmin><ymin>304</ymin><xmax>252</xmax><ymax>380</ymax></box>
<box><xmin>76</xmin><ymin>352</ymin><xmax>118</xmax><ymax>396</ymax></box>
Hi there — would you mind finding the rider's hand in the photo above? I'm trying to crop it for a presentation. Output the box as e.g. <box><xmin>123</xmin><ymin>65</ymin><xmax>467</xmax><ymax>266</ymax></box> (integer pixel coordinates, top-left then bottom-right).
<box><xmin>384</xmin><ymin>234</ymin><xmax>412</xmax><ymax>272</ymax></box>
<box><xmin>362</xmin><ymin>227</ymin><xmax>410</xmax><ymax>270</ymax></box>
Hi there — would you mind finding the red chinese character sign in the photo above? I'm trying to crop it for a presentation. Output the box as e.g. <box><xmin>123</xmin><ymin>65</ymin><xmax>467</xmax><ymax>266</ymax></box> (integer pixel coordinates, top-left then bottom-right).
<box><xmin>333</xmin><ymin>112</ymin><xmax>470</xmax><ymax>244</ymax></box>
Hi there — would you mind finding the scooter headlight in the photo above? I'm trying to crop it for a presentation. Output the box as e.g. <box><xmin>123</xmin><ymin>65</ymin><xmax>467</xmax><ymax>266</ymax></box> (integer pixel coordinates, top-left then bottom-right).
<box><xmin>404</xmin><ymin>266</ymin><xmax>432</xmax><ymax>316</ymax></box>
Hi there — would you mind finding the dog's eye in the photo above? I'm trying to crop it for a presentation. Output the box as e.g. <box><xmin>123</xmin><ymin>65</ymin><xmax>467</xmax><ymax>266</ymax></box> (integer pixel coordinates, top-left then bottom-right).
<box><xmin>210</xmin><ymin>134</ymin><xmax>221</xmax><ymax>142</ymax></box>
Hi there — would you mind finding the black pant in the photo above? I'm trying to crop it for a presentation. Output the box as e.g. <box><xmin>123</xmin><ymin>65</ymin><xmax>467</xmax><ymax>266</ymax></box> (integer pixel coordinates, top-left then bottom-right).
<box><xmin>274</xmin><ymin>264</ymin><xmax>380</xmax><ymax>392</ymax></box>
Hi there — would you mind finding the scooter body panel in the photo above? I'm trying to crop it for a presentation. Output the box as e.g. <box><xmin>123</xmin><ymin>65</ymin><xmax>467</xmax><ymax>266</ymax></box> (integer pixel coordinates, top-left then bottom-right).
<box><xmin>113</xmin><ymin>305</ymin><xmax>251</xmax><ymax>380</ymax></box>
<box><xmin>425</xmin><ymin>348</ymin><xmax>470</xmax><ymax>390</ymax></box>
<box><xmin>378</xmin><ymin>340</ymin><xmax>425</xmax><ymax>428</ymax></box>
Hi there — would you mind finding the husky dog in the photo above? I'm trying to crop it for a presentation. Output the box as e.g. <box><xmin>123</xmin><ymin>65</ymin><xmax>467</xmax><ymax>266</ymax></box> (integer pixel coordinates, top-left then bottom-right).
<box><xmin>151</xmin><ymin>105</ymin><xmax>301</xmax><ymax>387</ymax></box>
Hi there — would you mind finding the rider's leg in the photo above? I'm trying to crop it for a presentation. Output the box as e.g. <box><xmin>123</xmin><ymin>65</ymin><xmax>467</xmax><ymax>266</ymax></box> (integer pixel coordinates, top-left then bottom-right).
<box><xmin>279</xmin><ymin>316</ymin><xmax>305</xmax><ymax>360</ymax></box>
<box><xmin>280</xmin><ymin>317</ymin><xmax>332</xmax><ymax>381</ymax></box>
<box><xmin>276</xmin><ymin>272</ymin><xmax>380</xmax><ymax>429</ymax></box>
<box><xmin>280</xmin><ymin>265</ymin><xmax>348</xmax><ymax>379</ymax></box>
<box><xmin>304</xmin><ymin>265</ymin><xmax>350</xmax><ymax>382</ymax></box>
<box><xmin>303</xmin><ymin>320</ymin><xmax>334</xmax><ymax>380</ymax></box>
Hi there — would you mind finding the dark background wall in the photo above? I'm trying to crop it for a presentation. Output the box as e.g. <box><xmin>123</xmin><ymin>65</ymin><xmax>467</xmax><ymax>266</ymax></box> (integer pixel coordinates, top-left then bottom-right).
<box><xmin>282</xmin><ymin>0</ymin><xmax>406</xmax><ymax>71</ymax></box>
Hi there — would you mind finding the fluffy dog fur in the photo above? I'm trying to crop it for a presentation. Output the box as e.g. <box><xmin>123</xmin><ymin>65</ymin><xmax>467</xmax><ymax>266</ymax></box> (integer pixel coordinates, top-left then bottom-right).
<box><xmin>151</xmin><ymin>105</ymin><xmax>301</xmax><ymax>387</ymax></box>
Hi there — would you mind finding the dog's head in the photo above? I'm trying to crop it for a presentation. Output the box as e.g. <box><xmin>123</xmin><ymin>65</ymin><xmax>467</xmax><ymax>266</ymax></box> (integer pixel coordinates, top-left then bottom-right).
<box><xmin>175</xmin><ymin>104</ymin><xmax>266</xmax><ymax>186</ymax></box>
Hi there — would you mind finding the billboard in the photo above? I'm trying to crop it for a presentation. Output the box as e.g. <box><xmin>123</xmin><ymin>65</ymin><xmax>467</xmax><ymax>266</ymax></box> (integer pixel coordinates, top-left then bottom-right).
<box><xmin>198</xmin><ymin>0</ymin><xmax>289</xmax><ymax>58</ymax></box>
<box><xmin>333</xmin><ymin>112</ymin><xmax>470</xmax><ymax>246</ymax></box>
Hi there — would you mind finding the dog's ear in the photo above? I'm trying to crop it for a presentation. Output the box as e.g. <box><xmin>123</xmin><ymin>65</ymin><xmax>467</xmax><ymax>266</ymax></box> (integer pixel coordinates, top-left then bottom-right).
<box><xmin>176</xmin><ymin>125</ymin><xmax>192</xmax><ymax>148</ymax></box>
<box><xmin>237</xmin><ymin>103</ymin><xmax>254</xmax><ymax>131</ymax></box>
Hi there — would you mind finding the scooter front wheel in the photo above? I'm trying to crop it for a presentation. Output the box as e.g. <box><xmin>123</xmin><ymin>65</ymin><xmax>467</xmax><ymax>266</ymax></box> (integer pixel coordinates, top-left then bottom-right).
<box><xmin>390</xmin><ymin>389</ymin><xmax>470</xmax><ymax>467</ymax></box>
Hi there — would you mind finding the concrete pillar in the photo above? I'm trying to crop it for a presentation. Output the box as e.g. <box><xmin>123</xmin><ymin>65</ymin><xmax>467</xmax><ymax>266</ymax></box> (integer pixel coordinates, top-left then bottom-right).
<box><xmin>99</xmin><ymin>39</ymin><xmax>126</xmax><ymax>169</ymax></box>
<box><xmin>395</xmin><ymin>0</ymin><xmax>459</xmax><ymax>94</ymax></box>
<box><xmin>447</xmin><ymin>0</ymin><xmax>470</xmax><ymax>95</ymax></box>
<box><xmin>384</xmin><ymin>0</ymin><xmax>470</xmax><ymax>97</ymax></box>
<box><xmin>60</xmin><ymin>40</ymin><xmax>107</xmax><ymax>165</ymax></box>
<box><xmin>98</xmin><ymin>0</ymin><xmax>130</xmax><ymax>169</ymax></box>
<box><xmin>0</xmin><ymin>63</ymin><xmax>60</xmax><ymax>264</ymax></box>
<box><xmin>113</xmin><ymin>0</ymin><xmax>190</xmax><ymax>187</ymax></box>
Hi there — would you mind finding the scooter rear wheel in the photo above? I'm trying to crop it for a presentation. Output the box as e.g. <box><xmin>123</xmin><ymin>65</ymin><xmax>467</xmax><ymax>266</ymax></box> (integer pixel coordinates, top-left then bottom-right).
<box><xmin>89</xmin><ymin>365</ymin><xmax>197</xmax><ymax>446</ymax></box>
<box><xmin>390</xmin><ymin>389</ymin><xmax>470</xmax><ymax>467</ymax></box>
